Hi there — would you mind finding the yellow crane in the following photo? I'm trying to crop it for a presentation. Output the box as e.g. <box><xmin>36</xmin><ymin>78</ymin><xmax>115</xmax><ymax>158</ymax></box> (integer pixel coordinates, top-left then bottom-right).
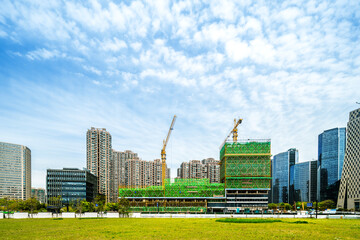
<box><xmin>221</xmin><ymin>118</ymin><xmax>243</xmax><ymax>148</ymax></box>
<box><xmin>161</xmin><ymin>115</ymin><xmax>177</xmax><ymax>188</ymax></box>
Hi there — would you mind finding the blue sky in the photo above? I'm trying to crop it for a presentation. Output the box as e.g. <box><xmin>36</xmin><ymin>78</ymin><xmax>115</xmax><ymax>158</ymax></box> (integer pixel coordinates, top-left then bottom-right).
<box><xmin>0</xmin><ymin>0</ymin><xmax>359</xmax><ymax>188</ymax></box>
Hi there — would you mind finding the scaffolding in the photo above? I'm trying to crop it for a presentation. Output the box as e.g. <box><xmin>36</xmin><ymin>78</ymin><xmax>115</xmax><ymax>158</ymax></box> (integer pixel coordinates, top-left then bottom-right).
<box><xmin>119</xmin><ymin>178</ymin><xmax>225</xmax><ymax>198</ymax></box>
<box><xmin>220</xmin><ymin>140</ymin><xmax>271</xmax><ymax>189</ymax></box>
<box><xmin>119</xmin><ymin>178</ymin><xmax>224</xmax><ymax>212</ymax></box>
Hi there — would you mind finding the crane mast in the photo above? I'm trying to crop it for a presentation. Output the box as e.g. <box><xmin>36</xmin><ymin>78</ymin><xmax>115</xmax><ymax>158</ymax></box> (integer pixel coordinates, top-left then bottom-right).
<box><xmin>161</xmin><ymin>115</ymin><xmax>177</xmax><ymax>188</ymax></box>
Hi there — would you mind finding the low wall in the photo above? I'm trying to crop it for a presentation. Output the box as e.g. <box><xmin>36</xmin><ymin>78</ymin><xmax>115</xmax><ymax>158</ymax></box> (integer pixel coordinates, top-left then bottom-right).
<box><xmin>1</xmin><ymin>212</ymin><xmax>359</xmax><ymax>219</ymax></box>
<box><xmin>31</xmin><ymin>212</ymin><xmax>53</xmax><ymax>218</ymax></box>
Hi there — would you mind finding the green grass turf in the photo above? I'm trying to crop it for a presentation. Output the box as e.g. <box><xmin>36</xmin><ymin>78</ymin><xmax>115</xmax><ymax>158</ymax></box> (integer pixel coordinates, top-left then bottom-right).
<box><xmin>0</xmin><ymin>218</ymin><xmax>359</xmax><ymax>239</ymax></box>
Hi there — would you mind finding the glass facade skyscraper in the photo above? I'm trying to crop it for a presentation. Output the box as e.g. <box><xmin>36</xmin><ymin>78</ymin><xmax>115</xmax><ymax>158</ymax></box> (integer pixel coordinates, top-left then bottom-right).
<box><xmin>46</xmin><ymin>168</ymin><xmax>97</xmax><ymax>206</ymax></box>
<box><xmin>271</xmin><ymin>148</ymin><xmax>298</xmax><ymax>203</ymax></box>
<box><xmin>294</xmin><ymin>160</ymin><xmax>317</xmax><ymax>202</ymax></box>
<box><xmin>318</xmin><ymin>127</ymin><xmax>346</xmax><ymax>202</ymax></box>
<box><xmin>0</xmin><ymin>141</ymin><xmax>31</xmax><ymax>200</ymax></box>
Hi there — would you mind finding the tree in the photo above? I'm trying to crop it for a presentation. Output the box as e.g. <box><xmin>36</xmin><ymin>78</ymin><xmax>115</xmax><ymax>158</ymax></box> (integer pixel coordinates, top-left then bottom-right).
<box><xmin>319</xmin><ymin>200</ymin><xmax>336</xmax><ymax>210</ymax></box>
<box><xmin>118</xmin><ymin>197</ymin><xmax>130</xmax><ymax>217</ymax></box>
<box><xmin>284</xmin><ymin>203</ymin><xmax>292</xmax><ymax>211</ymax></box>
<box><xmin>268</xmin><ymin>203</ymin><xmax>277</xmax><ymax>210</ymax></box>
<box><xmin>48</xmin><ymin>196</ymin><xmax>62</xmax><ymax>213</ymax></box>
<box><xmin>95</xmin><ymin>194</ymin><xmax>106</xmax><ymax>212</ymax></box>
<box><xmin>24</xmin><ymin>198</ymin><xmax>39</xmax><ymax>214</ymax></box>
<box><xmin>106</xmin><ymin>202</ymin><xmax>119</xmax><ymax>212</ymax></box>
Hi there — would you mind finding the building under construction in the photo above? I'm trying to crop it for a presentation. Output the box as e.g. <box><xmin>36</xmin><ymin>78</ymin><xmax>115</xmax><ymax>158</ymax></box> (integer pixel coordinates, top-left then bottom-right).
<box><xmin>119</xmin><ymin>138</ymin><xmax>271</xmax><ymax>213</ymax></box>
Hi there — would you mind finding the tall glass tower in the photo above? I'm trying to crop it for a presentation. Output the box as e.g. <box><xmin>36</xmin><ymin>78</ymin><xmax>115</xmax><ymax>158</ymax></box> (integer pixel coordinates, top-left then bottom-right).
<box><xmin>0</xmin><ymin>141</ymin><xmax>31</xmax><ymax>200</ymax></box>
<box><xmin>294</xmin><ymin>160</ymin><xmax>317</xmax><ymax>202</ymax></box>
<box><xmin>271</xmin><ymin>148</ymin><xmax>298</xmax><ymax>203</ymax></box>
<box><xmin>318</xmin><ymin>127</ymin><xmax>346</xmax><ymax>202</ymax></box>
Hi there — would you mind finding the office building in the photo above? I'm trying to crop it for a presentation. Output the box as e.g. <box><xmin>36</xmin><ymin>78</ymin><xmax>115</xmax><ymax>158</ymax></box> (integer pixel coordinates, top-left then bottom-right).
<box><xmin>86</xmin><ymin>127</ymin><xmax>113</xmax><ymax>202</ymax></box>
<box><xmin>31</xmin><ymin>188</ymin><xmax>46</xmax><ymax>204</ymax></box>
<box><xmin>318</xmin><ymin>128</ymin><xmax>346</xmax><ymax>202</ymax></box>
<box><xmin>271</xmin><ymin>148</ymin><xmax>299</xmax><ymax>203</ymax></box>
<box><xmin>46</xmin><ymin>168</ymin><xmax>97</xmax><ymax>206</ymax></box>
<box><xmin>293</xmin><ymin>160</ymin><xmax>317</xmax><ymax>202</ymax></box>
<box><xmin>337</xmin><ymin>108</ymin><xmax>360</xmax><ymax>210</ymax></box>
<box><xmin>0</xmin><ymin>141</ymin><xmax>31</xmax><ymax>200</ymax></box>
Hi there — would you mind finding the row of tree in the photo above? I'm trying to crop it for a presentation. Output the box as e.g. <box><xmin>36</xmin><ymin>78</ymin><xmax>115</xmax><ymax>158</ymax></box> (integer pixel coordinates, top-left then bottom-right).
<box><xmin>0</xmin><ymin>198</ymin><xmax>47</xmax><ymax>213</ymax></box>
<box><xmin>0</xmin><ymin>196</ymin><xmax>130</xmax><ymax>216</ymax></box>
<box><xmin>268</xmin><ymin>200</ymin><xmax>337</xmax><ymax>211</ymax></box>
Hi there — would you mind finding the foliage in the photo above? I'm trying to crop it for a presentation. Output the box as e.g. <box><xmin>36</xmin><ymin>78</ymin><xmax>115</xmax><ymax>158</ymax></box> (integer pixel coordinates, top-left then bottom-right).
<box><xmin>106</xmin><ymin>202</ymin><xmax>119</xmax><ymax>212</ymax></box>
<box><xmin>0</xmin><ymin>197</ymin><xmax>45</xmax><ymax>212</ymax></box>
<box><xmin>95</xmin><ymin>194</ymin><xmax>106</xmax><ymax>212</ymax></box>
<box><xmin>284</xmin><ymin>203</ymin><xmax>292</xmax><ymax>211</ymax></box>
<box><xmin>318</xmin><ymin>200</ymin><xmax>336</xmax><ymax>210</ymax></box>
<box><xmin>268</xmin><ymin>203</ymin><xmax>277</xmax><ymax>210</ymax></box>
<box><xmin>118</xmin><ymin>197</ymin><xmax>130</xmax><ymax>217</ymax></box>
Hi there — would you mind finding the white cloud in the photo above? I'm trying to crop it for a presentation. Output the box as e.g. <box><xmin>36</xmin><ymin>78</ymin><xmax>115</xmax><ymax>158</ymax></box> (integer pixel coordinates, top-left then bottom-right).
<box><xmin>83</xmin><ymin>65</ymin><xmax>102</xmax><ymax>75</ymax></box>
<box><xmin>26</xmin><ymin>48</ymin><xmax>64</xmax><ymax>60</ymax></box>
<box><xmin>130</xmin><ymin>42</ymin><xmax>142</xmax><ymax>52</ymax></box>
<box><xmin>1</xmin><ymin>0</ymin><xmax>360</xmax><ymax>185</ymax></box>
<box><xmin>100</xmin><ymin>37</ymin><xmax>127</xmax><ymax>52</ymax></box>
<box><xmin>225</xmin><ymin>40</ymin><xmax>250</xmax><ymax>61</ymax></box>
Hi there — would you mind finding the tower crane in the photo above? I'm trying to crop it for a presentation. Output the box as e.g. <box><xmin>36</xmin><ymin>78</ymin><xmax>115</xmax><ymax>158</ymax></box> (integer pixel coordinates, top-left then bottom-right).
<box><xmin>221</xmin><ymin>118</ymin><xmax>243</xmax><ymax>148</ymax></box>
<box><xmin>161</xmin><ymin>115</ymin><xmax>177</xmax><ymax>188</ymax></box>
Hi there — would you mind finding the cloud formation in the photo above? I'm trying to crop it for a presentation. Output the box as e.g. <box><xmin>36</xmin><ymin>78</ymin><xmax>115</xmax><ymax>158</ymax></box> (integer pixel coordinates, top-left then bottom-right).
<box><xmin>0</xmin><ymin>0</ymin><xmax>359</xmax><ymax>188</ymax></box>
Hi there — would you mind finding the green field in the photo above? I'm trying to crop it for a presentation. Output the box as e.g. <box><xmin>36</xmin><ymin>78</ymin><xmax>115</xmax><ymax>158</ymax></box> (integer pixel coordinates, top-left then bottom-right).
<box><xmin>0</xmin><ymin>218</ymin><xmax>359</xmax><ymax>239</ymax></box>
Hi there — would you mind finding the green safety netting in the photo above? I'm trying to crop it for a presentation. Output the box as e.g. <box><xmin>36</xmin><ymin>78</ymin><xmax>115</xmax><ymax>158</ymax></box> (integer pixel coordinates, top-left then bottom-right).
<box><xmin>220</xmin><ymin>140</ymin><xmax>271</xmax><ymax>189</ymax></box>
<box><xmin>119</xmin><ymin>178</ymin><xmax>225</xmax><ymax>198</ymax></box>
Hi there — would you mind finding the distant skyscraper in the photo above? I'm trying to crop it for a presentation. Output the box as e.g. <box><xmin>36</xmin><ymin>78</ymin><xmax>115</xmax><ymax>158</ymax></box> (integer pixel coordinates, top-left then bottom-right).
<box><xmin>86</xmin><ymin>127</ymin><xmax>113</xmax><ymax>202</ymax></box>
<box><xmin>271</xmin><ymin>148</ymin><xmax>298</xmax><ymax>203</ymax></box>
<box><xmin>337</xmin><ymin>108</ymin><xmax>360</xmax><ymax>210</ymax></box>
<box><xmin>318</xmin><ymin>128</ymin><xmax>346</xmax><ymax>202</ymax></box>
<box><xmin>293</xmin><ymin>160</ymin><xmax>317</xmax><ymax>202</ymax></box>
<box><xmin>0</xmin><ymin>142</ymin><xmax>31</xmax><ymax>200</ymax></box>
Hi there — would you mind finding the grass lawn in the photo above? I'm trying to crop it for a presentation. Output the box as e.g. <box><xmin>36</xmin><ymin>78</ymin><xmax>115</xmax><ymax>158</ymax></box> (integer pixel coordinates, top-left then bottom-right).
<box><xmin>0</xmin><ymin>218</ymin><xmax>359</xmax><ymax>239</ymax></box>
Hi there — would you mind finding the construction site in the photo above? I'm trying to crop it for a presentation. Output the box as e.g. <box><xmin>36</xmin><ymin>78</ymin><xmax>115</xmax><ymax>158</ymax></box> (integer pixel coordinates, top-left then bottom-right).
<box><xmin>119</xmin><ymin>117</ymin><xmax>272</xmax><ymax>213</ymax></box>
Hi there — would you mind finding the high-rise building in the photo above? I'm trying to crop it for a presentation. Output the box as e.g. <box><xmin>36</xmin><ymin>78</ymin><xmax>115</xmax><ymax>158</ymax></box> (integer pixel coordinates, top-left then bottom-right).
<box><xmin>31</xmin><ymin>188</ymin><xmax>46</xmax><ymax>204</ymax></box>
<box><xmin>293</xmin><ymin>160</ymin><xmax>317</xmax><ymax>202</ymax></box>
<box><xmin>271</xmin><ymin>148</ymin><xmax>299</xmax><ymax>204</ymax></box>
<box><xmin>86</xmin><ymin>127</ymin><xmax>113</xmax><ymax>202</ymax></box>
<box><xmin>203</xmin><ymin>158</ymin><xmax>220</xmax><ymax>183</ymax></box>
<box><xmin>177</xmin><ymin>158</ymin><xmax>220</xmax><ymax>183</ymax></box>
<box><xmin>0</xmin><ymin>141</ymin><xmax>31</xmax><ymax>200</ymax></box>
<box><xmin>46</xmin><ymin>168</ymin><xmax>97</xmax><ymax>206</ymax></box>
<box><xmin>125</xmin><ymin>158</ymin><xmax>169</xmax><ymax>187</ymax></box>
<box><xmin>112</xmin><ymin>150</ymin><xmax>138</xmax><ymax>199</ymax></box>
<box><xmin>337</xmin><ymin>108</ymin><xmax>360</xmax><ymax>210</ymax></box>
<box><xmin>318</xmin><ymin>128</ymin><xmax>346</xmax><ymax>202</ymax></box>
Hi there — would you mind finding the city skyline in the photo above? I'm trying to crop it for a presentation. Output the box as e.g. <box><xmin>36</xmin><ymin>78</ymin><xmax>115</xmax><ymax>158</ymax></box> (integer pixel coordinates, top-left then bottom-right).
<box><xmin>1</xmin><ymin>1</ymin><xmax>359</xmax><ymax>189</ymax></box>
